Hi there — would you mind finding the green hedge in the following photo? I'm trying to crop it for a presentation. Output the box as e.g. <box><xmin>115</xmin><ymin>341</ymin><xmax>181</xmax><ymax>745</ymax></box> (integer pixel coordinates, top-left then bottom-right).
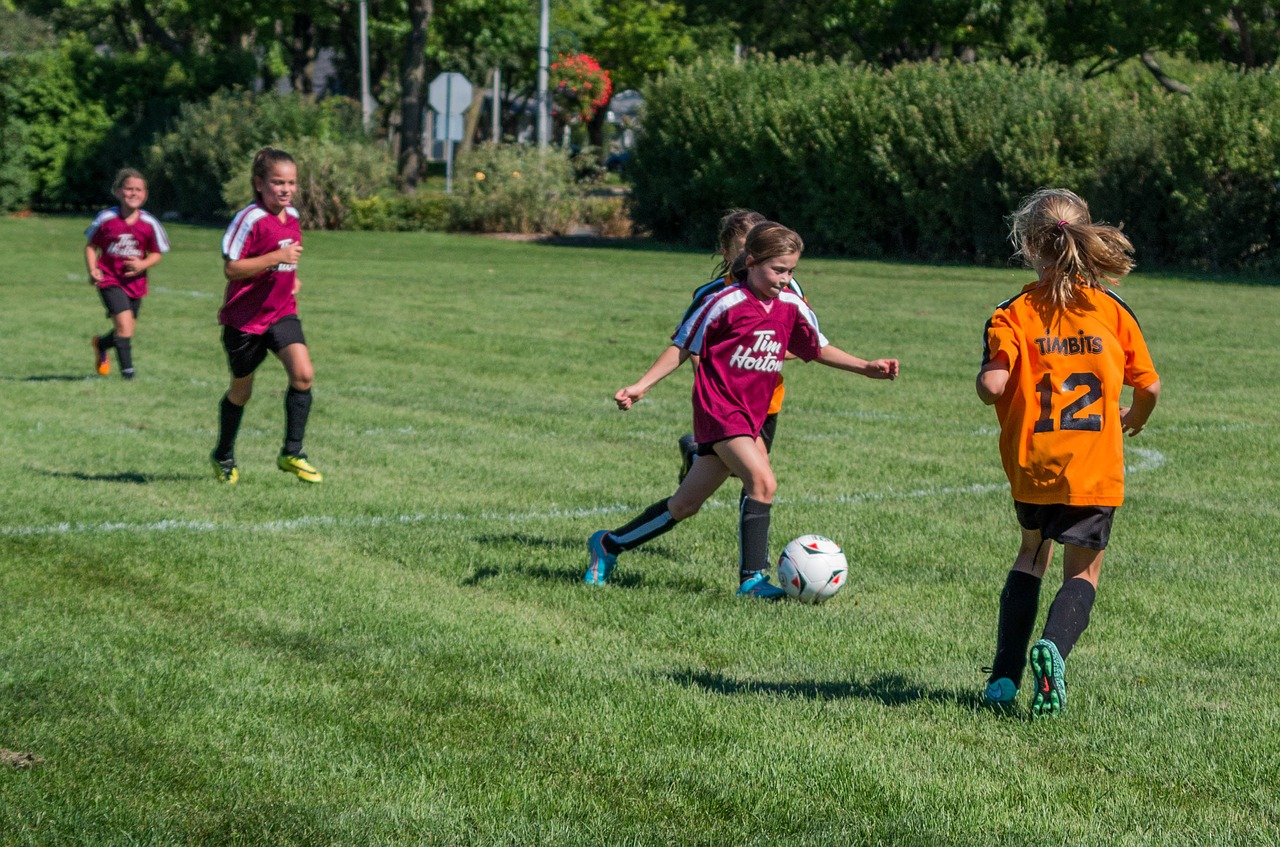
<box><xmin>631</xmin><ymin>58</ymin><xmax>1280</xmax><ymax>271</ymax></box>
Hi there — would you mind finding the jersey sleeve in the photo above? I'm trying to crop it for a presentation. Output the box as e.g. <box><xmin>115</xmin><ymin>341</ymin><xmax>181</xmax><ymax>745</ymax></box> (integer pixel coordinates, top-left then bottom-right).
<box><xmin>141</xmin><ymin>213</ymin><xmax>171</xmax><ymax>254</ymax></box>
<box><xmin>1115</xmin><ymin>307</ymin><xmax>1159</xmax><ymax>389</ymax></box>
<box><xmin>983</xmin><ymin>309</ymin><xmax>1020</xmax><ymax>370</ymax></box>
<box><xmin>781</xmin><ymin>292</ymin><xmax>827</xmax><ymax>361</ymax></box>
<box><xmin>85</xmin><ymin>210</ymin><xmax>113</xmax><ymax>246</ymax></box>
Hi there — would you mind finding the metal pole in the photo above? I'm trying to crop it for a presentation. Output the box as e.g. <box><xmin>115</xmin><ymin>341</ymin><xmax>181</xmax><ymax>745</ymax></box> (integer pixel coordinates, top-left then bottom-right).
<box><xmin>491</xmin><ymin>67</ymin><xmax>501</xmax><ymax>143</ymax></box>
<box><xmin>537</xmin><ymin>0</ymin><xmax>549</xmax><ymax>150</ymax></box>
<box><xmin>445</xmin><ymin>78</ymin><xmax>454</xmax><ymax>193</ymax></box>
<box><xmin>359</xmin><ymin>0</ymin><xmax>373</xmax><ymax>128</ymax></box>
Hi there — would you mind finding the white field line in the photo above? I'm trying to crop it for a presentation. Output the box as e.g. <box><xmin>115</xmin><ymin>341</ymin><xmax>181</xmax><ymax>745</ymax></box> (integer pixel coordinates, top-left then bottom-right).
<box><xmin>0</xmin><ymin>449</ymin><xmax>1167</xmax><ymax>539</ymax></box>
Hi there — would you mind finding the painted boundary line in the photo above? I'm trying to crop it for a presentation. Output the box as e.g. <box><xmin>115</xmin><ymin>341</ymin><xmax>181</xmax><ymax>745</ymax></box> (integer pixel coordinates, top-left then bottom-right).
<box><xmin>0</xmin><ymin>449</ymin><xmax>1166</xmax><ymax>539</ymax></box>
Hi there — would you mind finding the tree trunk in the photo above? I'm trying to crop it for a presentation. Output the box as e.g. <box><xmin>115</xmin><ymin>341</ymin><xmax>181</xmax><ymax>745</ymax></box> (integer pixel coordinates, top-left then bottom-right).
<box><xmin>1230</xmin><ymin>7</ymin><xmax>1256</xmax><ymax>67</ymax></box>
<box><xmin>397</xmin><ymin>0</ymin><xmax>433</xmax><ymax>190</ymax></box>
<box><xmin>290</xmin><ymin>14</ymin><xmax>317</xmax><ymax>95</ymax></box>
<box><xmin>460</xmin><ymin>69</ymin><xmax>491</xmax><ymax>153</ymax></box>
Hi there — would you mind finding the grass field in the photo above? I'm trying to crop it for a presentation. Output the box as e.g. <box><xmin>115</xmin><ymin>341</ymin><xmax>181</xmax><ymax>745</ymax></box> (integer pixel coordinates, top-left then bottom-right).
<box><xmin>1</xmin><ymin>215</ymin><xmax>1278</xmax><ymax>846</ymax></box>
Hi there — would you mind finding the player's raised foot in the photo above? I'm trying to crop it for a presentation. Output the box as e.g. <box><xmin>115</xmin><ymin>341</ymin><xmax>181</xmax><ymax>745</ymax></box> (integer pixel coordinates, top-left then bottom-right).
<box><xmin>983</xmin><ymin>676</ymin><xmax>1018</xmax><ymax>706</ymax></box>
<box><xmin>210</xmin><ymin>451</ymin><xmax>239</xmax><ymax>485</ymax></box>
<box><xmin>584</xmin><ymin>530</ymin><xmax>617</xmax><ymax>586</ymax></box>
<box><xmin>277</xmin><ymin>452</ymin><xmax>323</xmax><ymax>483</ymax></box>
<box><xmin>92</xmin><ymin>336</ymin><xmax>110</xmax><ymax>375</ymax></box>
<box><xmin>1030</xmin><ymin>639</ymin><xmax>1066</xmax><ymax>718</ymax></box>
<box><xmin>736</xmin><ymin>572</ymin><xmax>787</xmax><ymax>601</ymax></box>
<box><xmin>677</xmin><ymin>434</ymin><xmax>698</xmax><ymax>484</ymax></box>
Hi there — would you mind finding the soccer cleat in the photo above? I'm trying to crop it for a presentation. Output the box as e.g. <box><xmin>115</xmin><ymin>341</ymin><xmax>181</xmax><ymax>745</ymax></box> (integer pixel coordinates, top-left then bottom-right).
<box><xmin>277</xmin><ymin>452</ymin><xmax>323</xmax><ymax>483</ymax></box>
<box><xmin>584</xmin><ymin>530</ymin><xmax>617</xmax><ymax>585</ymax></box>
<box><xmin>1030</xmin><ymin>639</ymin><xmax>1067</xmax><ymax>717</ymax></box>
<box><xmin>736</xmin><ymin>572</ymin><xmax>787</xmax><ymax>600</ymax></box>
<box><xmin>984</xmin><ymin>677</ymin><xmax>1018</xmax><ymax>705</ymax></box>
<box><xmin>677</xmin><ymin>434</ymin><xmax>698</xmax><ymax>484</ymax></box>
<box><xmin>121</xmin><ymin>368</ymin><xmax>136</xmax><ymax>381</ymax></box>
<box><xmin>92</xmin><ymin>336</ymin><xmax>110</xmax><ymax>375</ymax></box>
<box><xmin>210</xmin><ymin>452</ymin><xmax>239</xmax><ymax>484</ymax></box>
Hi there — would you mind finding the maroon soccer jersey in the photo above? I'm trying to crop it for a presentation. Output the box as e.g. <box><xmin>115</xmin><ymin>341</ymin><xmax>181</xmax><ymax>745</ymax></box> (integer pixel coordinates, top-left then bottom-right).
<box><xmin>85</xmin><ymin>208</ymin><xmax>170</xmax><ymax>299</ymax></box>
<box><xmin>219</xmin><ymin>203</ymin><xmax>301</xmax><ymax>334</ymax></box>
<box><xmin>674</xmin><ymin>284</ymin><xmax>827</xmax><ymax>444</ymax></box>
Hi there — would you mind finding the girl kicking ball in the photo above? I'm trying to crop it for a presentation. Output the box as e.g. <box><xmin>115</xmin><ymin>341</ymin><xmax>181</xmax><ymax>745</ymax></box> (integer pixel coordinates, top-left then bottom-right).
<box><xmin>588</xmin><ymin>221</ymin><xmax>899</xmax><ymax>597</ymax></box>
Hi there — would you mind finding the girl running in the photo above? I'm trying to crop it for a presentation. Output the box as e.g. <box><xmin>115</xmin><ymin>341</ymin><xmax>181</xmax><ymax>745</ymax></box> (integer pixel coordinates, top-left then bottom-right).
<box><xmin>589</xmin><ymin>221</ymin><xmax>899</xmax><ymax>597</ymax></box>
<box><xmin>978</xmin><ymin>188</ymin><xmax>1161</xmax><ymax>716</ymax></box>
<box><xmin>616</xmin><ymin>210</ymin><xmax>806</xmax><ymax>482</ymax></box>
<box><xmin>210</xmin><ymin>147</ymin><xmax>322</xmax><ymax>485</ymax></box>
<box><xmin>85</xmin><ymin>168</ymin><xmax>169</xmax><ymax>379</ymax></box>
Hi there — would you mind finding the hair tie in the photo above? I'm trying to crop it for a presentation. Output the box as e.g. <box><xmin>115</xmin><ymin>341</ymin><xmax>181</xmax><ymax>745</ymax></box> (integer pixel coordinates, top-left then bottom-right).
<box><xmin>1057</xmin><ymin>219</ymin><xmax>1069</xmax><ymax>231</ymax></box>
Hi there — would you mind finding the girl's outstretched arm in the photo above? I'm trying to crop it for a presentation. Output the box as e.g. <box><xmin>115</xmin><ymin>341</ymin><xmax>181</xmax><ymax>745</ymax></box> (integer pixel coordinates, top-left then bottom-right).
<box><xmin>815</xmin><ymin>343</ymin><xmax>899</xmax><ymax>379</ymax></box>
<box><xmin>615</xmin><ymin>345</ymin><xmax>692</xmax><ymax>410</ymax></box>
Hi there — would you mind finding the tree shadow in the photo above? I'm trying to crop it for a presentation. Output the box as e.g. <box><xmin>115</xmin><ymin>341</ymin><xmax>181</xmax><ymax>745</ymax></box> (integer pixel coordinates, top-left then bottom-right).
<box><xmin>462</xmin><ymin>532</ymin><xmax>712</xmax><ymax>593</ymax></box>
<box><xmin>666</xmin><ymin>667</ymin><xmax>993</xmax><ymax>711</ymax></box>
<box><xmin>32</xmin><ymin>468</ymin><xmax>198</xmax><ymax>484</ymax></box>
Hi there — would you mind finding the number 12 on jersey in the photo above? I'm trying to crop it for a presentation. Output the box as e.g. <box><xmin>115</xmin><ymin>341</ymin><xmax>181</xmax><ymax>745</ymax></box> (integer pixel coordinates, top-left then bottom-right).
<box><xmin>1034</xmin><ymin>372</ymin><xmax>1103</xmax><ymax>433</ymax></box>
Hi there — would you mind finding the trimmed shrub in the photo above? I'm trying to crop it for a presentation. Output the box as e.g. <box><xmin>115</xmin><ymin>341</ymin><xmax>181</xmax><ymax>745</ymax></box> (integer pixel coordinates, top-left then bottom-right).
<box><xmin>221</xmin><ymin>136</ymin><xmax>396</xmax><ymax>230</ymax></box>
<box><xmin>348</xmin><ymin>192</ymin><xmax>452</xmax><ymax>232</ymax></box>
<box><xmin>448</xmin><ymin>144</ymin><xmax>630</xmax><ymax>235</ymax></box>
<box><xmin>632</xmin><ymin>57</ymin><xmax>1280</xmax><ymax>270</ymax></box>
<box><xmin>147</xmin><ymin>91</ymin><xmax>367</xmax><ymax>221</ymax></box>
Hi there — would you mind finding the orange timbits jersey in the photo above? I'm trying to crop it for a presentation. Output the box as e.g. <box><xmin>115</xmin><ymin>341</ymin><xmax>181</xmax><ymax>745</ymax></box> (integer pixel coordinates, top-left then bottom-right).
<box><xmin>982</xmin><ymin>284</ymin><xmax>1159</xmax><ymax>507</ymax></box>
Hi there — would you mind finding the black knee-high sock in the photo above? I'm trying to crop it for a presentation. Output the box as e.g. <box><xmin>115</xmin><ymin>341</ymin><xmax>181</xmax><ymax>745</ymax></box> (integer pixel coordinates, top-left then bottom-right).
<box><xmin>283</xmin><ymin>387</ymin><xmax>312</xmax><ymax>456</ymax></box>
<box><xmin>991</xmin><ymin>569</ymin><xmax>1042</xmax><ymax>684</ymax></box>
<box><xmin>605</xmin><ymin>499</ymin><xmax>679</xmax><ymax>554</ymax></box>
<box><xmin>98</xmin><ymin>331</ymin><xmax>116</xmax><ymax>350</ymax></box>
<box><xmin>115</xmin><ymin>336</ymin><xmax>133</xmax><ymax>374</ymax></box>
<box><xmin>738</xmin><ymin>497</ymin><xmax>771</xmax><ymax>582</ymax></box>
<box><xmin>215</xmin><ymin>394</ymin><xmax>245</xmax><ymax>461</ymax></box>
<box><xmin>1041</xmin><ymin>577</ymin><xmax>1097</xmax><ymax>660</ymax></box>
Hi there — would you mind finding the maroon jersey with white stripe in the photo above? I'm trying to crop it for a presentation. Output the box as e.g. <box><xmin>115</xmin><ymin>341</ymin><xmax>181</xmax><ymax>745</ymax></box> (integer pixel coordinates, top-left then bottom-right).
<box><xmin>674</xmin><ymin>283</ymin><xmax>827</xmax><ymax>444</ymax></box>
<box><xmin>219</xmin><ymin>203</ymin><xmax>301</xmax><ymax>334</ymax></box>
<box><xmin>85</xmin><ymin>207</ymin><xmax>170</xmax><ymax>299</ymax></box>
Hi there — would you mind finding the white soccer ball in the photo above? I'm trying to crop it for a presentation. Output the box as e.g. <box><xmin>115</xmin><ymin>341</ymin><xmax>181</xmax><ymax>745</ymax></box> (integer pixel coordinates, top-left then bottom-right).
<box><xmin>777</xmin><ymin>535</ymin><xmax>848</xmax><ymax>604</ymax></box>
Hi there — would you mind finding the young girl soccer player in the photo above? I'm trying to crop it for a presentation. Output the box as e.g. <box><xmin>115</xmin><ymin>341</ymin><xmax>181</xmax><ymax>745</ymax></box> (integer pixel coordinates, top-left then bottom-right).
<box><xmin>84</xmin><ymin>169</ymin><xmax>170</xmax><ymax>379</ymax></box>
<box><xmin>590</xmin><ymin>222</ymin><xmax>899</xmax><ymax>597</ymax></box>
<box><xmin>616</xmin><ymin>210</ymin><xmax>807</xmax><ymax>482</ymax></box>
<box><xmin>210</xmin><ymin>147</ymin><xmax>322</xmax><ymax>485</ymax></box>
<box><xmin>978</xmin><ymin>188</ymin><xmax>1160</xmax><ymax>716</ymax></box>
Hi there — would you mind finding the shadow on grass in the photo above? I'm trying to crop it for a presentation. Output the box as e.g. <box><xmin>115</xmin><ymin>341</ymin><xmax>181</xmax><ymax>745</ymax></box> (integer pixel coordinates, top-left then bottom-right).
<box><xmin>33</xmin><ymin>468</ymin><xmax>198</xmax><ymax>484</ymax></box>
<box><xmin>3</xmin><ymin>374</ymin><xmax>92</xmax><ymax>382</ymax></box>
<box><xmin>464</xmin><ymin>532</ymin><xmax>711</xmax><ymax>593</ymax></box>
<box><xmin>667</xmin><ymin>667</ymin><xmax>993</xmax><ymax>711</ymax></box>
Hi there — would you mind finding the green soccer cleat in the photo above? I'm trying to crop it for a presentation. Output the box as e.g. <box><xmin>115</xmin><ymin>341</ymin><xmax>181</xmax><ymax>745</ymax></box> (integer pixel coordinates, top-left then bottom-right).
<box><xmin>277</xmin><ymin>452</ymin><xmax>323</xmax><ymax>483</ymax></box>
<box><xmin>677</xmin><ymin>434</ymin><xmax>698</xmax><ymax>484</ymax></box>
<box><xmin>1030</xmin><ymin>639</ymin><xmax>1067</xmax><ymax>717</ymax></box>
<box><xmin>210</xmin><ymin>452</ymin><xmax>239</xmax><ymax>484</ymax></box>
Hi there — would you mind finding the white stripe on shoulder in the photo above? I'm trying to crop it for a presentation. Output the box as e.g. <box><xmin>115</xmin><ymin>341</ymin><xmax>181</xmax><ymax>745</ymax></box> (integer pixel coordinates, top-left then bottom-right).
<box><xmin>286</xmin><ymin>206</ymin><xmax>300</xmax><ymax>219</ymax></box>
<box><xmin>779</xmin><ymin>290</ymin><xmax>829</xmax><ymax>347</ymax></box>
<box><xmin>683</xmin><ymin>288</ymin><xmax>748</xmax><ymax>352</ymax></box>
<box><xmin>222</xmin><ymin>206</ymin><xmax>268</xmax><ymax>260</ymax></box>
<box><xmin>84</xmin><ymin>208</ymin><xmax>118</xmax><ymax>239</ymax></box>
<box><xmin>139</xmin><ymin>211</ymin><xmax>171</xmax><ymax>253</ymax></box>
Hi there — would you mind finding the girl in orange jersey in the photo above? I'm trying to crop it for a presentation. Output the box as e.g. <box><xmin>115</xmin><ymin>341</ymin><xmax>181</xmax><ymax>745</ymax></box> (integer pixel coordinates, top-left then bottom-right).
<box><xmin>977</xmin><ymin>188</ymin><xmax>1161</xmax><ymax>717</ymax></box>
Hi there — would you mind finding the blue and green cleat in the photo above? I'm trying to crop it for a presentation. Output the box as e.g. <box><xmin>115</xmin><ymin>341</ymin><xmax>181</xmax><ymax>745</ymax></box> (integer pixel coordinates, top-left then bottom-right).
<box><xmin>736</xmin><ymin>572</ymin><xmax>787</xmax><ymax>600</ymax></box>
<box><xmin>983</xmin><ymin>676</ymin><xmax>1018</xmax><ymax>706</ymax></box>
<box><xmin>1030</xmin><ymin>639</ymin><xmax>1066</xmax><ymax>717</ymax></box>
<box><xmin>584</xmin><ymin>530</ymin><xmax>617</xmax><ymax>586</ymax></box>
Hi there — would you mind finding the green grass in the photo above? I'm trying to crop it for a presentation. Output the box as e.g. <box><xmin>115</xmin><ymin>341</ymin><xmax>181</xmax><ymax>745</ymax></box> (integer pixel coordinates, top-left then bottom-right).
<box><xmin>1</xmin><ymin>216</ymin><xmax>1278</xmax><ymax>846</ymax></box>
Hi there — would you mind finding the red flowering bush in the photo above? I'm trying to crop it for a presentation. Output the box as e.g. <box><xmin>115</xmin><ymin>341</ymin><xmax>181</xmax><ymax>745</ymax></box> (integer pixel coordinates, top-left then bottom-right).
<box><xmin>550</xmin><ymin>53</ymin><xmax>613</xmax><ymax>123</ymax></box>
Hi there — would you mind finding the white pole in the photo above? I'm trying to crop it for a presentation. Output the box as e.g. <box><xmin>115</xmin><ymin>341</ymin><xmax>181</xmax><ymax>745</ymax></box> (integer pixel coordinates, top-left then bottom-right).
<box><xmin>537</xmin><ymin>0</ymin><xmax>549</xmax><ymax>150</ymax></box>
<box><xmin>359</xmin><ymin>0</ymin><xmax>373</xmax><ymax>128</ymax></box>
<box><xmin>491</xmin><ymin>67</ymin><xmax>501</xmax><ymax>142</ymax></box>
<box><xmin>444</xmin><ymin>78</ymin><xmax>454</xmax><ymax>193</ymax></box>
